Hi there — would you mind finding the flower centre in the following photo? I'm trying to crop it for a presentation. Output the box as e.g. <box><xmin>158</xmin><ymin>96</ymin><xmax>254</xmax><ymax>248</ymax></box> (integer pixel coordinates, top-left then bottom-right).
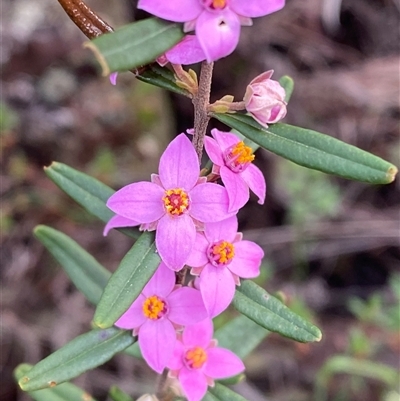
<box><xmin>184</xmin><ymin>346</ymin><xmax>208</xmax><ymax>369</ymax></box>
<box><xmin>208</xmin><ymin>240</ymin><xmax>235</xmax><ymax>266</ymax></box>
<box><xmin>224</xmin><ymin>141</ymin><xmax>255</xmax><ymax>173</ymax></box>
<box><xmin>162</xmin><ymin>188</ymin><xmax>190</xmax><ymax>216</ymax></box>
<box><xmin>201</xmin><ymin>0</ymin><xmax>227</xmax><ymax>10</ymax></box>
<box><xmin>142</xmin><ymin>295</ymin><xmax>167</xmax><ymax>320</ymax></box>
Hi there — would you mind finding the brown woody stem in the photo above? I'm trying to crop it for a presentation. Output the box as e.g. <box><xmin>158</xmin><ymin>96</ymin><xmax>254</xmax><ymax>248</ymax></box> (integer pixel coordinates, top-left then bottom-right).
<box><xmin>56</xmin><ymin>0</ymin><xmax>149</xmax><ymax>74</ymax></box>
<box><xmin>192</xmin><ymin>61</ymin><xmax>214</xmax><ymax>161</ymax></box>
<box><xmin>57</xmin><ymin>0</ymin><xmax>113</xmax><ymax>38</ymax></box>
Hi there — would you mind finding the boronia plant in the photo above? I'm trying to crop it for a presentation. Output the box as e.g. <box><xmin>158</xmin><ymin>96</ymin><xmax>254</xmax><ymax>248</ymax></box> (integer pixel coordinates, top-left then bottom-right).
<box><xmin>14</xmin><ymin>1</ymin><xmax>398</xmax><ymax>401</ymax></box>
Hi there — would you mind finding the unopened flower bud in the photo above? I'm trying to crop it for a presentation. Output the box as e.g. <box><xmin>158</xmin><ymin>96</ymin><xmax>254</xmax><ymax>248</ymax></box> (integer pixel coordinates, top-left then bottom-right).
<box><xmin>244</xmin><ymin>70</ymin><xmax>287</xmax><ymax>127</ymax></box>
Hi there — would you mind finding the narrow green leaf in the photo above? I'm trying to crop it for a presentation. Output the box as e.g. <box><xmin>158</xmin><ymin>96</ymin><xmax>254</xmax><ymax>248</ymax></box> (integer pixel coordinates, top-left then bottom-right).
<box><xmin>124</xmin><ymin>342</ymin><xmax>142</xmax><ymax>359</ymax></box>
<box><xmin>18</xmin><ymin>328</ymin><xmax>135</xmax><ymax>391</ymax></box>
<box><xmin>279</xmin><ymin>75</ymin><xmax>294</xmax><ymax>103</ymax></box>
<box><xmin>94</xmin><ymin>232</ymin><xmax>160</xmax><ymax>328</ymax></box>
<box><xmin>137</xmin><ymin>64</ymin><xmax>190</xmax><ymax>97</ymax></box>
<box><xmin>212</xmin><ymin>113</ymin><xmax>398</xmax><ymax>184</ymax></box>
<box><xmin>208</xmin><ymin>383</ymin><xmax>249</xmax><ymax>401</ymax></box>
<box><xmin>84</xmin><ymin>18</ymin><xmax>183</xmax><ymax>75</ymax></box>
<box><xmin>34</xmin><ymin>225</ymin><xmax>111</xmax><ymax>305</ymax></box>
<box><xmin>14</xmin><ymin>364</ymin><xmax>98</xmax><ymax>401</ymax></box>
<box><xmin>44</xmin><ymin>162</ymin><xmax>139</xmax><ymax>238</ymax></box>
<box><xmin>214</xmin><ymin>315</ymin><xmax>269</xmax><ymax>359</ymax></box>
<box><xmin>203</xmin><ymin>393</ymin><xmax>220</xmax><ymax>401</ymax></box>
<box><xmin>109</xmin><ymin>386</ymin><xmax>134</xmax><ymax>401</ymax></box>
<box><xmin>233</xmin><ymin>280</ymin><xmax>322</xmax><ymax>343</ymax></box>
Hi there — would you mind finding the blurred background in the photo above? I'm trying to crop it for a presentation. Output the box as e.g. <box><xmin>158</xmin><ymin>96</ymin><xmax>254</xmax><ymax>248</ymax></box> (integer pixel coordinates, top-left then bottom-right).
<box><xmin>1</xmin><ymin>0</ymin><xmax>399</xmax><ymax>400</ymax></box>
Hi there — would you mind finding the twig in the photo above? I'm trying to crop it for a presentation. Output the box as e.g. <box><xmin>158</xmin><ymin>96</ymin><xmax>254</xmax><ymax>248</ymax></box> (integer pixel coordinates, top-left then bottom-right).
<box><xmin>56</xmin><ymin>0</ymin><xmax>149</xmax><ymax>74</ymax></box>
<box><xmin>192</xmin><ymin>61</ymin><xmax>214</xmax><ymax>161</ymax></box>
<box><xmin>57</xmin><ymin>0</ymin><xmax>113</xmax><ymax>38</ymax></box>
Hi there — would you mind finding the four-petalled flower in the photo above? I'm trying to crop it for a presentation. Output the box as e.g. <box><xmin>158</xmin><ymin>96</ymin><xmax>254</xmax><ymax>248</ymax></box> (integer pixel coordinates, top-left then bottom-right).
<box><xmin>205</xmin><ymin>128</ymin><xmax>266</xmax><ymax>212</ymax></box>
<box><xmin>187</xmin><ymin>216</ymin><xmax>264</xmax><ymax>316</ymax></box>
<box><xmin>115</xmin><ymin>262</ymin><xmax>207</xmax><ymax>373</ymax></box>
<box><xmin>138</xmin><ymin>0</ymin><xmax>285</xmax><ymax>62</ymax></box>
<box><xmin>106</xmin><ymin>133</ymin><xmax>234</xmax><ymax>271</ymax></box>
<box><xmin>168</xmin><ymin>319</ymin><xmax>245</xmax><ymax>401</ymax></box>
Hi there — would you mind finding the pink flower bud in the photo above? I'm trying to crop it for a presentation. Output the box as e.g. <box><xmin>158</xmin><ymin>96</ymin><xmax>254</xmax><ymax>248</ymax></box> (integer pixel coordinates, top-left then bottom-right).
<box><xmin>244</xmin><ymin>70</ymin><xmax>287</xmax><ymax>127</ymax></box>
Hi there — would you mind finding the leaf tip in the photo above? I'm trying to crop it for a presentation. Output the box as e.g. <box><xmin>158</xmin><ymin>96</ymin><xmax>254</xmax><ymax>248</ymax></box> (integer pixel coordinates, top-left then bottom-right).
<box><xmin>386</xmin><ymin>165</ymin><xmax>398</xmax><ymax>183</ymax></box>
<box><xmin>83</xmin><ymin>41</ymin><xmax>110</xmax><ymax>76</ymax></box>
<box><xmin>18</xmin><ymin>376</ymin><xmax>29</xmax><ymax>390</ymax></box>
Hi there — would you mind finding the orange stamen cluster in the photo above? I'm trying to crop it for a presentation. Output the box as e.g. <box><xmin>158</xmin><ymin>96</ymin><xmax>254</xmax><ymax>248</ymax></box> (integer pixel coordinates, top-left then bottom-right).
<box><xmin>212</xmin><ymin>0</ymin><xmax>227</xmax><ymax>9</ymax></box>
<box><xmin>185</xmin><ymin>347</ymin><xmax>208</xmax><ymax>369</ymax></box>
<box><xmin>231</xmin><ymin>141</ymin><xmax>255</xmax><ymax>164</ymax></box>
<box><xmin>210</xmin><ymin>240</ymin><xmax>235</xmax><ymax>265</ymax></box>
<box><xmin>162</xmin><ymin>188</ymin><xmax>190</xmax><ymax>216</ymax></box>
<box><xmin>142</xmin><ymin>295</ymin><xmax>166</xmax><ymax>320</ymax></box>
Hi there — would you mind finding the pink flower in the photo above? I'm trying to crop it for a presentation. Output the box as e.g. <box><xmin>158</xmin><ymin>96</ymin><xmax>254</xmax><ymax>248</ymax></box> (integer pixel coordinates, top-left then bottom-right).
<box><xmin>244</xmin><ymin>70</ymin><xmax>287</xmax><ymax>127</ymax></box>
<box><xmin>157</xmin><ymin>35</ymin><xmax>206</xmax><ymax>66</ymax></box>
<box><xmin>106</xmin><ymin>134</ymin><xmax>234</xmax><ymax>271</ymax></box>
<box><xmin>168</xmin><ymin>319</ymin><xmax>245</xmax><ymax>401</ymax></box>
<box><xmin>138</xmin><ymin>0</ymin><xmax>285</xmax><ymax>62</ymax></box>
<box><xmin>115</xmin><ymin>262</ymin><xmax>208</xmax><ymax>373</ymax></box>
<box><xmin>187</xmin><ymin>216</ymin><xmax>263</xmax><ymax>317</ymax></box>
<box><xmin>204</xmin><ymin>129</ymin><xmax>266</xmax><ymax>212</ymax></box>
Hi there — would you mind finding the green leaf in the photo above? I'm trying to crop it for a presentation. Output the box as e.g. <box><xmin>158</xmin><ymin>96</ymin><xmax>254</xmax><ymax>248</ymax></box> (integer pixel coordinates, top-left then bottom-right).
<box><xmin>84</xmin><ymin>18</ymin><xmax>184</xmax><ymax>75</ymax></box>
<box><xmin>208</xmin><ymin>383</ymin><xmax>249</xmax><ymax>401</ymax></box>
<box><xmin>124</xmin><ymin>342</ymin><xmax>142</xmax><ymax>359</ymax></box>
<box><xmin>279</xmin><ymin>75</ymin><xmax>294</xmax><ymax>103</ymax></box>
<box><xmin>212</xmin><ymin>113</ymin><xmax>398</xmax><ymax>184</ymax></box>
<box><xmin>18</xmin><ymin>328</ymin><xmax>134</xmax><ymax>391</ymax></box>
<box><xmin>202</xmin><ymin>393</ymin><xmax>220</xmax><ymax>401</ymax></box>
<box><xmin>14</xmin><ymin>364</ymin><xmax>98</xmax><ymax>401</ymax></box>
<box><xmin>109</xmin><ymin>386</ymin><xmax>133</xmax><ymax>401</ymax></box>
<box><xmin>214</xmin><ymin>315</ymin><xmax>269</xmax><ymax>359</ymax></box>
<box><xmin>233</xmin><ymin>280</ymin><xmax>322</xmax><ymax>343</ymax></box>
<box><xmin>44</xmin><ymin>162</ymin><xmax>139</xmax><ymax>238</ymax></box>
<box><xmin>137</xmin><ymin>64</ymin><xmax>190</xmax><ymax>97</ymax></box>
<box><xmin>94</xmin><ymin>232</ymin><xmax>160</xmax><ymax>328</ymax></box>
<box><xmin>34</xmin><ymin>225</ymin><xmax>111</xmax><ymax>305</ymax></box>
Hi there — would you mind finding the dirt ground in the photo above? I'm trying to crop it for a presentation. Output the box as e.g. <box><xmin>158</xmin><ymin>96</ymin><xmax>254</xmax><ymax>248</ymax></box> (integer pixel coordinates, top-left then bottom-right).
<box><xmin>1</xmin><ymin>0</ymin><xmax>399</xmax><ymax>400</ymax></box>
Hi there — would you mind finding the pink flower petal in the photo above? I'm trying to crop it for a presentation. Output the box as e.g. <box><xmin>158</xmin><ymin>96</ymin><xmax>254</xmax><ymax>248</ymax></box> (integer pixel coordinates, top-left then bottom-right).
<box><xmin>168</xmin><ymin>287</ymin><xmax>208</xmax><ymax>325</ymax></box>
<box><xmin>204</xmin><ymin>136</ymin><xmax>224</xmax><ymax>166</ymax></box>
<box><xmin>196</xmin><ymin>9</ymin><xmax>241</xmax><ymax>62</ymax></box>
<box><xmin>164</xmin><ymin>35</ymin><xmax>206</xmax><ymax>65</ymax></box>
<box><xmin>204</xmin><ymin>215</ymin><xmax>238</xmax><ymax>244</ymax></box>
<box><xmin>230</xmin><ymin>0</ymin><xmax>285</xmax><ymax>18</ymax></box>
<box><xmin>139</xmin><ymin>319</ymin><xmax>176</xmax><ymax>373</ymax></box>
<box><xmin>115</xmin><ymin>294</ymin><xmax>146</xmax><ymax>329</ymax></box>
<box><xmin>103</xmin><ymin>215</ymin><xmax>139</xmax><ymax>236</ymax></box>
<box><xmin>179</xmin><ymin>367</ymin><xmax>208</xmax><ymax>401</ymax></box>
<box><xmin>186</xmin><ymin>232</ymin><xmax>209</xmax><ymax>267</ymax></box>
<box><xmin>137</xmin><ymin>0</ymin><xmax>202</xmax><ymax>22</ymax></box>
<box><xmin>210</xmin><ymin>128</ymin><xmax>240</xmax><ymax>151</ymax></box>
<box><xmin>142</xmin><ymin>262</ymin><xmax>175</xmax><ymax>298</ymax></box>
<box><xmin>228</xmin><ymin>240</ymin><xmax>264</xmax><ymax>278</ymax></box>
<box><xmin>240</xmin><ymin>163</ymin><xmax>266</xmax><ymax>205</ymax></box>
<box><xmin>156</xmin><ymin>213</ymin><xmax>196</xmax><ymax>271</ymax></box>
<box><xmin>220</xmin><ymin>166</ymin><xmax>250</xmax><ymax>212</ymax></box>
<box><xmin>109</xmin><ymin>72</ymin><xmax>118</xmax><ymax>85</ymax></box>
<box><xmin>182</xmin><ymin>319</ymin><xmax>214</xmax><ymax>348</ymax></box>
<box><xmin>107</xmin><ymin>181</ymin><xmax>165</xmax><ymax>223</ymax></box>
<box><xmin>199</xmin><ymin>264</ymin><xmax>236</xmax><ymax>317</ymax></box>
<box><xmin>203</xmin><ymin>347</ymin><xmax>245</xmax><ymax>379</ymax></box>
<box><xmin>158</xmin><ymin>134</ymin><xmax>199</xmax><ymax>191</ymax></box>
<box><xmin>190</xmin><ymin>183</ymin><xmax>232</xmax><ymax>223</ymax></box>
<box><xmin>167</xmin><ymin>338</ymin><xmax>184</xmax><ymax>370</ymax></box>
